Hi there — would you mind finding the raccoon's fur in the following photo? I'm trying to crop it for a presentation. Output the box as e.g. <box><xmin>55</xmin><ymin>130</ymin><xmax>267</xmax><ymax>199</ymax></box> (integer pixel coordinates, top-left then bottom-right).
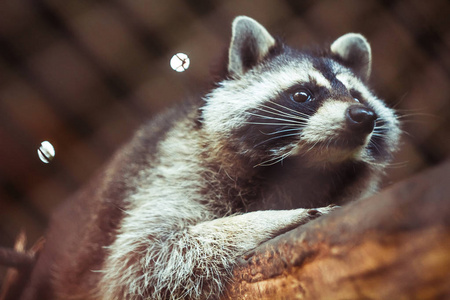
<box><xmin>22</xmin><ymin>16</ymin><xmax>400</xmax><ymax>300</ymax></box>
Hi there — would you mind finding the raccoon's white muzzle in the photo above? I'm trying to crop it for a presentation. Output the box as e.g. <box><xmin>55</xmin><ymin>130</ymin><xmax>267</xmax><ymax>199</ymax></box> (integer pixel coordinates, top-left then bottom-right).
<box><xmin>298</xmin><ymin>100</ymin><xmax>377</xmax><ymax>162</ymax></box>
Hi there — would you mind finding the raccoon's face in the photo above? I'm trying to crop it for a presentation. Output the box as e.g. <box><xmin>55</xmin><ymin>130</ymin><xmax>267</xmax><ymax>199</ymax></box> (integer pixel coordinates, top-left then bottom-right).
<box><xmin>202</xmin><ymin>16</ymin><xmax>400</xmax><ymax>168</ymax></box>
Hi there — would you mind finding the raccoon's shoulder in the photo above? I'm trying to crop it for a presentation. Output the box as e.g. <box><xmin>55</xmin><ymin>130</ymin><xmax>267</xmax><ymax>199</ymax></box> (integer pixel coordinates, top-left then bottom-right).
<box><xmin>126</xmin><ymin>99</ymin><xmax>202</xmax><ymax>166</ymax></box>
<box><xmin>67</xmin><ymin>97</ymin><xmax>203</xmax><ymax>209</ymax></box>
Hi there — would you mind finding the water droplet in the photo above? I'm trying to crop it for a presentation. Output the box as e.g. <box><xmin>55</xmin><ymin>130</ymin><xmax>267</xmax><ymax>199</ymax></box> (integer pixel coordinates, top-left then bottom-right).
<box><xmin>170</xmin><ymin>53</ymin><xmax>190</xmax><ymax>72</ymax></box>
<box><xmin>38</xmin><ymin>141</ymin><xmax>55</xmax><ymax>164</ymax></box>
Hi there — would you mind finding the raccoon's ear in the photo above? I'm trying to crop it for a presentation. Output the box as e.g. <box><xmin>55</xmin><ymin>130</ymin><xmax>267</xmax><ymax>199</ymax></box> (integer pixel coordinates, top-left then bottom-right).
<box><xmin>228</xmin><ymin>16</ymin><xmax>276</xmax><ymax>76</ymax></box>
<box><xmin>331</xmin><ymin>33</ymin><xmax>372</xmax><ymax>82</ymax></box>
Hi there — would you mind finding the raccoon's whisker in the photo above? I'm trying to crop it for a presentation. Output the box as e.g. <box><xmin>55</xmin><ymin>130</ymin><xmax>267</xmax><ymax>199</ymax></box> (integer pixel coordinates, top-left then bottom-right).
<box><xmin>373</xmin><ymin>127</ymin><xmax>390</xmax><ymax>133</ymax></box>
<box><xmin>395</xmin><ymin>113</ymin><xmax>435</xmax><ymax>119</ymax></box>
<box><xmin>373</xmin><ymin>132</ymin><xmax>388</xmax><ymax>136</ymax></box>
<box><xmin>368</xmin><ymin>138</ymin><xmax>384</xmax><ymax>155</ymax></box>
<box><xmin>258</xmin><ymin>103</ymin><xmax>303</xmax><ymax>116</ymax></box>
<box><xmin>244</xmin><ymin>122</ymin><xmax>306</xmax><ymax>127</ymax></box>
<box><xmin>394</xmin><ymin>108</ymin><xmax>437</xmax><ymax>118</ymax></box>
<box><xmin>266</xmin><ymin>100</ymin><xmax>311</xmax><ymax>119</ymax></box>
<box><xmin>372</xmin><ymin>129</ymin><xmax>389</xmax><ymax>136</ymax></box>
<box><xmin>374</xmin><ymin>124</ymin><xmax>391</xmax><ymax>129</ymax></box>
<box><xmin>255</xmin><ymin>133</ymin><xmax>301</xmax><ymax>147</ymax></box>
<box><xmin>390</xmin><ymin>92</ymin><xmax>409</xmax><ymax>109</ymax></box>
<box><xmin>276</xmin><ymin>151</ymin><xmax>292</xmax><ymax>165</ymax></box>
<box><xmin>391</xmin><ymin>109</ymin><xmax>438</xmax><ymax>125</ymax></box>
<box><xmin>302</xmin><ymin>139</ymin><xmax>321</xmax><ymax>155</ymax></box>
<box><xmin>399</xmin><ymin>129</ymin><xmax>414</xmax><ymax>138</ymax></box>
<box><xmin>257</xmin><ymin>104</ymin><xmax>309</xmax><ymax>121</ymax></box>
<box><xmin>372</xmin><ymin>132</ymin><xmax>387</xmax><ymax>138</ymax></box>
<box><xmin>325</xmin><ymin>139</ymin><xmax>332</xmax><ymax>149</ymax></box>
<box><xmin>260</xmin><ymin>128</ymin><xmax>302</xmax><ymax>136</ymax></box>
<box><xmin>319</xmin><ymin>139</ymin><xmax>329</xmax><ymax>152</ymax></box>
<box><xmin>383</xmin><ymin>161</ymin><xmax>410</xmax><ymax>169</ymax></box>
<box><xmin>372</xmin><ymin>128</ymin><xmax>387</xmax><ymax>133</ymax></box>
<box><xmin>255</xmin><ymin>107</ymin><xmax>308</xmax><ymax>122</ymax></box>
<box><xmin>332</xmin><ymin>138</ymin><xmax>339</xmax><ymax>149</ymax></box>
<box><xmin>254</xmin><ymin>150</ymin><xmax>292</xmax><ymax>167</ymax></box>
<box><xmin>373</xmin><ymin>128</ymin><xmax>389</xmax><ymax>132</ymax></box>
<box><xmin>394</xmin><ymin>113</ymin><xmax>439</xmax><ymax>125</ymax></box>
<box><xmin>245</xmin><ymin>112</ymin><xmax>307</xmax><ymax>125</ymax></box>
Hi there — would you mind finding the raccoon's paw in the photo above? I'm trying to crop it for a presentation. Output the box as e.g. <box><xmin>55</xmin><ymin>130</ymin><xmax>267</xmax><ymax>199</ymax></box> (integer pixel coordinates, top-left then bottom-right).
<box><xmin>306</xmin><ymin>204</ymin><xmax>340</xmax><ymax>220</ymax></box>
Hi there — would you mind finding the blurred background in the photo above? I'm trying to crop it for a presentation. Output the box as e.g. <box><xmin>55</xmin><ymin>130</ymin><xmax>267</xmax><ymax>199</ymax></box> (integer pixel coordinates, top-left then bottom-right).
<box><xmin>0</xmin><ymin>0</ymin><xmax>449</xmax><ymax>282</ymax></box>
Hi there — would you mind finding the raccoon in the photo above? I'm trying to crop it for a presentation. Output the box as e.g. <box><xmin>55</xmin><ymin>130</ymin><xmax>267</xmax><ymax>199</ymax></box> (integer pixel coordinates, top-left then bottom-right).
<box><xmin>21</xmin><ymin>16</ymin><xmax>400</xmax><ymax>300</ymax></box>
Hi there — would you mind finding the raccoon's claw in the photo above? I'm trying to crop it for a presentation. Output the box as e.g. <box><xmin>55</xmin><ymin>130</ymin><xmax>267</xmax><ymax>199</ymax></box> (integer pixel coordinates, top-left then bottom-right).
<box><xmin>307</xmin><ymin>209</ymin><xmax>321</xmax><ymax>216</ymax></box>
<box><xmin>307</xmin><ymin>205</ymin><xmax>339</xmax><ymax>219</ymax></box>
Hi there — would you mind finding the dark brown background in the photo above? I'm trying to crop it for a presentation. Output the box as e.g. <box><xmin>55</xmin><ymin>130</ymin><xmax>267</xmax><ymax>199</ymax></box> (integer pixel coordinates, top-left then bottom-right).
<box><xmin>0</xmin><ymin>0</ymin><xmax>449</xmax><ymax>282</ymax></box>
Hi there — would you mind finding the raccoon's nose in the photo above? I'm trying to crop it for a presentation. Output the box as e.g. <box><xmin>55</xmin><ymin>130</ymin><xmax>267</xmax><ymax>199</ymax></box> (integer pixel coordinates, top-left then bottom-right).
<box><xmin>346</xmin><ymin>105</ymin><xmax>377</xmax><ymax>134</ymax></box>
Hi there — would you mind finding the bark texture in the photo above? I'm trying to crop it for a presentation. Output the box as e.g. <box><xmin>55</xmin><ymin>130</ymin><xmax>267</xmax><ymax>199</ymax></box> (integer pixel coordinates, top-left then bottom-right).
<box><xmin>223</xmin><ymin>160</ymin><xmax>450</xmax><ymax>299</ymax></box>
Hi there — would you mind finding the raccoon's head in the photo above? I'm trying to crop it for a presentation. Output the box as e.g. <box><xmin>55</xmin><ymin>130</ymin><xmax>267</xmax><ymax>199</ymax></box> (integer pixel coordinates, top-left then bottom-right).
<box><xmin>202</xmin><ymin>16</ymin><xmax>400</xmax><ymax>169</ymax></box>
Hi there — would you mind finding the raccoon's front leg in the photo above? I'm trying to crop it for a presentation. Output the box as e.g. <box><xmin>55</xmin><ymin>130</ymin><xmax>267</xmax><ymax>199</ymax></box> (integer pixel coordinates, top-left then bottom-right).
<box><xmin>99</xmin><ymin>207</ymin><xmax>334</xmax><ymax>299</ymax></box>
<box><xmin>186</xmin><ymin>207</ymin><xmax>336</xmax><ymax>297</ymax></box>
<box><xmin>190</xmin><ymin>206</ymin><xmax>335</xmax><ymax>252</ymax></box>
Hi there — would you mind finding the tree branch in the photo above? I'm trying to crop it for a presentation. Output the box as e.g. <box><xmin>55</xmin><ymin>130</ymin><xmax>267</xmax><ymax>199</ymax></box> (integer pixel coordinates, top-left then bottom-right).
<box><xmin>223</xmin><ymin>160</ymin><xmax>450</xmax><ymax>299</ymax></box>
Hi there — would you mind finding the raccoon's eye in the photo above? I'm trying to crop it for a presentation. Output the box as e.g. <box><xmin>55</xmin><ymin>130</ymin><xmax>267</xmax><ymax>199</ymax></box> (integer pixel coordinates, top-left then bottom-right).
<box><xmin>350</xmin><ymin>90</ymin><xmax>363</xmax><ymax>103</ymax></box>
<box><xmin>291</xmin><ymin>90</ymin><xmax>313</xmax><ymax>103</ymax></box>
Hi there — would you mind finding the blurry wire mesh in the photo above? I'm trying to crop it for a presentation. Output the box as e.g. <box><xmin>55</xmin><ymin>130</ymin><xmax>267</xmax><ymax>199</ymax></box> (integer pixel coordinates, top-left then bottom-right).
<box><xmin>0</xmin><ymin>0</ymin><xmax>449</xmax><ymax>282</ymax></box>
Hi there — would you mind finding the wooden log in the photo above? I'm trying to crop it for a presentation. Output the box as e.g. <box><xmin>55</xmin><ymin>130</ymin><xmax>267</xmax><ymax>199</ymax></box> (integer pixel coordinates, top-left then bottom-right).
<box><xmin>223</xmin><ymin>160</ymin><xmax>450</xmax><ymax>299</ymax></box>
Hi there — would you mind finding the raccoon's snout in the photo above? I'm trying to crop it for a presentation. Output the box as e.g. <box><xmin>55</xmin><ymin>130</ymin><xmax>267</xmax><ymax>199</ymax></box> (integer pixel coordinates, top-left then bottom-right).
<box><xmin>346</xmin><ymin>105</ymin><xmax>377</xmax><ymax>134</ymax></box>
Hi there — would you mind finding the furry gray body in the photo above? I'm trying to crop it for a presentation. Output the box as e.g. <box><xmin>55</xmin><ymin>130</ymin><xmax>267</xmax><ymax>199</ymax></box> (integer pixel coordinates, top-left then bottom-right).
<box><xmin>22</xmin><ymin>17</ymin><xmax>400</xmax><ymax>300</ymax></box>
